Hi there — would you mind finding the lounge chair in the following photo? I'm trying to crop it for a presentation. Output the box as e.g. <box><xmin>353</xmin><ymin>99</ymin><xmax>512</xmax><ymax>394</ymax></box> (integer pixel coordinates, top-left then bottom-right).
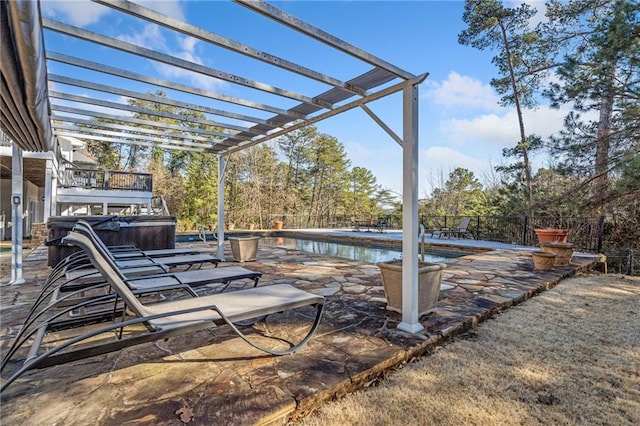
<box><xmin>26</xmin><ymin>222</ymin><xmax>258</xmax><ymax>324</ymax></box>
<box><xmin>375</xmin><ymin>217</ymin><xmax>389</xmax><ymax>233</ymax></box>
<box><xmin>0</xmin><ymin>231</ymin><xmax>324</xmax><ymax>393</ymax></box>
<box><xmin>436</xmin><ymin>217</ymin><xmax>473</xmax><ymax>239</ymax></box>
<box><xmin>62</xmin><ymin>220</ymin><xmax>221</xmax><ymax>282</ymax></box>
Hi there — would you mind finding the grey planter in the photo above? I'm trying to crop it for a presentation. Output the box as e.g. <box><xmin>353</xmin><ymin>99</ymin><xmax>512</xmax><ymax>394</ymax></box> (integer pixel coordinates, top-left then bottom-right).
<box><xmin>376</xmin><ymin>259</ymin><xmax>446</xmax><ymax>317</ymax></box>
<box><xmin>229</xmin><ymin>236</ymin><xmax>260</xmax><ymax>262</ymax></box>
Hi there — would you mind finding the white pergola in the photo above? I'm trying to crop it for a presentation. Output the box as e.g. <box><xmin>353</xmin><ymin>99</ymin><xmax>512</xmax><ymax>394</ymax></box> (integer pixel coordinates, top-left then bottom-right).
<box><xmin>1</xmin><ymin>0</ymin><xmax>428</xmax><ymax>333</ymax></box>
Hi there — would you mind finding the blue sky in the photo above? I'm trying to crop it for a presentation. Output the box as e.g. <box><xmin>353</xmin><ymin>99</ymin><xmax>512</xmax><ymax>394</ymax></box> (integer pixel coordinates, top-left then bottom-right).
<box><xmin>41</xmin><ymin>0</ymin><xmax>565</xmax><ymax>196</ymax></box>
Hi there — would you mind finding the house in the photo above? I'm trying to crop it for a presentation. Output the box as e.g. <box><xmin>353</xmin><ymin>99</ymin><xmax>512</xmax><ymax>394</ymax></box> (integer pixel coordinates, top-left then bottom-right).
<box><xmin>0</xmin><ymin>133</ymin><xmax>153</xmax><ymax>239</ymax></box>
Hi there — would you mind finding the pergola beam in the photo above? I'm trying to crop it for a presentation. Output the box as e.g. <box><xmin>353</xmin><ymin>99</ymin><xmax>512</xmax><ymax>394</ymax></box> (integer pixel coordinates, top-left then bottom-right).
<box><xmin>49</xmin><ymin>91</ymin><xmax>262</xmax><ymax>135</ymax></box>
<box><xmin>52</xmin><ymin>125</ymin><xmax>214</xmax><ymax>150</ymax></box>
<box><xmin>225</xmin><ymin>74</ymin><xmax>428</xmax><ymax>154</ymax></box>
<box><xmin>54</xmin><ymin>131</ymin><xmax>205</xmax><ymax>152</ymax></box>
<box><xmin>51</xmin><ymin>118</ymin><xmax>226</xmax><ymax>144</ymax></box>
<box><xmin>93</xmin><ymin>0</ymin><xmax>368</xmax><ymax>97</ymax></box>
<box><xmin>234</xmin><ymin>0</ymin><xmax>416</xmax><ymax>81</ymax></box>
<box><xmin>47</xmin><ymin>52</ymin><xmax>305</xmax><ymax>119</ymax></box>
<box><xmin>43</xmin><ymin>19</ymin><xmax>330</xmax><ymax>108</ymax></box>
<box><xmin>48</xmin><ymin>74</ymin><xmax>281</xmax><ymax>128</ymax></box>
<box><xmin>50</xmin><ymin>108</ymin><xmax>250</xmax><ymax>141</ymax></box>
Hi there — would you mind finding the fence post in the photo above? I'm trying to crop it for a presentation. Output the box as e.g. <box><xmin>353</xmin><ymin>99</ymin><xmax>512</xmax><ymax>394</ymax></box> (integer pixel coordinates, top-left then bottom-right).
<box><xmin>596</xmin><ymin>215</ymin><xmax>605</xmax><ymax>252</ymax></box>
<box><xmin>521</xmin><ymin>215</ymin><xmax>529</xmax><ymax>246</ymax></box>
<box><xmin>626</xmin><ymin>249</ymin><xmax>633</xmax><ymax>275</ymax></box>
<box><xmin>475</xmin><ymin>216</ymin><xmax>480</xmax><ymax>240</ymax></box>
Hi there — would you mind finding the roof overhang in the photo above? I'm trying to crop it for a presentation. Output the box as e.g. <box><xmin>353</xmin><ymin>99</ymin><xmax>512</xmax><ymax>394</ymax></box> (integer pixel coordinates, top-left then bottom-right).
<box><xmin>0</xmin><ymin>0</ymin><xmax>53</xmax><ymax>152</ymax></box>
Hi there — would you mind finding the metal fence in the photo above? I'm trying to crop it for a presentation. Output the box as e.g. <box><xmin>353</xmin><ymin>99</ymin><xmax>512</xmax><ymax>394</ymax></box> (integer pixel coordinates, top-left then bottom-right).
<box><xmin>419</xmin><ymin>215</ymin><xmax>605</xmax><ymax>252</ymax></box>
<box><xmin>602</xmin><ymin>249</ymin><xmax>640</xmax><ymax>275</ymax></box>
<box><xmin>61</xmin><ymin>168</ymin><xmax>152</xmax><ymax>192</ymax></box>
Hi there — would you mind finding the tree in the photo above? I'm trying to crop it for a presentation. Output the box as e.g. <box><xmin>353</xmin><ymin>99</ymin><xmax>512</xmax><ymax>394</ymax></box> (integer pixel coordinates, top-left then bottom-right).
<box><xmin>278</xmin><ymin>126</ymin><xmax>317</xmax><ymax>216</ymax></box>
<box><xmin>349</xmin><ymin>166</ymin><xmax>379</xmax><ymax>218</ymax></box>
<box><xmin>430</xmin><ymin>167</ymin><xmax>488</xmax><ymax>216</ymax></box>
<box><xmin>459</xmin><ymin>0</ymin><xmax>549</xmax><ymax>206</ymax></box>
<box><xmin>541</xmin><ymin>0</ymin><xmax>640</xmax><ymax>213</ymax></box>
<box><xmin>306</xmin><ymin>134</ymin><xmax>350</xmax><ymax>226</ymax></box>
<box><xmin>181</xmin><ymin>152</ymin><xmax>218</xmax><ymax>228</ymax></box>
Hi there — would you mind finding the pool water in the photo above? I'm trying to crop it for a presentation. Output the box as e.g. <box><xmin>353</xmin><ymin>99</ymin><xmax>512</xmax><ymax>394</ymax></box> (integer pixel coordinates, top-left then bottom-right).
<box><xmin>260</xmin><ymin>237</ymin><xmax>463</xmax><ymax>264</ymax></box>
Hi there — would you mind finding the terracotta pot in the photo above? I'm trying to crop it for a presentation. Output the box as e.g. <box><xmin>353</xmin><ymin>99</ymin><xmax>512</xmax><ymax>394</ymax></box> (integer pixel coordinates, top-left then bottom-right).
<box><xmin>376</xmin><ymin>260</ymin><xmax>446</xmax><ymax>317</ymax></box>
<box><xmin>531</xmin><ymin>250</ymin><xmax>556</xmax><ymax>271</ymax></box>
<box><xmin>273</xmin><ymin>220</ymin><xmax>283</xmax><ymax>230</ymax></box>
<box><xmin>539</xmin><ymin>242</ymin><xmax>574</xmax><ymax>266</ymax></box>
<box><xmin>534</xmin><ymin>228</ymin><xmax>569</xmax><ymax>243</ymax></box>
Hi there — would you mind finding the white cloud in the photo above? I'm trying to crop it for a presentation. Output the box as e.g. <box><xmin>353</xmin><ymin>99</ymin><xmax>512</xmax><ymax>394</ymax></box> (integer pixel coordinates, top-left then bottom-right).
<box><xmin>504</xmin><ymin>0</ymin><xmax>548</xmax><ymax>26</ymax></box>
<box><xmin>425</xmin><ymin>72</ymin><xmax>500</xmax><ymax>111</ymax></box>
<box><xmin>421</xmin><ymin>146</ymin><xmax>489</xmax><ymax>174</ymax></box>
<box><xmin>117</xmin><ymin>24</ymin><xmax>225</xmax><ymax>91</ymax></box>
<box><xmin>41</xmin><ymin>0</ymin><xmax>109</xmax><ymax>26</ymax></box>
<box><xmin>41</xmin><ymin>0</ymin><xmax>186</xmax><ymax>27</ymax></box>
<box><xmin>118</xmin><ymin>23</ymin><xmax>168</xmax><ymax>50</ymax></box>
<box><xmin>440</xmin><ymin>105</ymin><xmax>569</xmax><ymax>147</ymax></box>
<box><xmin>138</xmin><ymin>0</ymin><xmax>186</xmax><ymax>21</ymax></box>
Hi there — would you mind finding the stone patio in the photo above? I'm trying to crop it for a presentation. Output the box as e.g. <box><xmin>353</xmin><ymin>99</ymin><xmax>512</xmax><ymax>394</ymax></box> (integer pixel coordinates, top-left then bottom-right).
<box><xmin>0</xmin><ymin>236</ymin><xmax>601</xmax><ymax>425</ymax></box>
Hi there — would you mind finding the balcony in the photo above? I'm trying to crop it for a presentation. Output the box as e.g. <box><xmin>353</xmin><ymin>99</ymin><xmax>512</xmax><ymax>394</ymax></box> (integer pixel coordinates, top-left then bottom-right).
<box><xmin>61</xmin><ymin>168</ymin><xmax>152</xmax><ymax>191</ymax></box>
<box><xmin>57</xmin><ymin>168</ymin><xmax>153</xmax><ymax>215</ymax></box>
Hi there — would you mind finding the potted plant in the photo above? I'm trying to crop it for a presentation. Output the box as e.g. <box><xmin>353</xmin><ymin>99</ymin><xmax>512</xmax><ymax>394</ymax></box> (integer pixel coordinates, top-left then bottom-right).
<box><xmin>273</xmin><ymin>220</ymin><xmax>283</xmax><ymax>230</ymax></box>
<box><xmin>376</xmin><ymin>259</ymin><xmax>446</xmax><ymax>317</ymax></box>
<box><xmin>531</xmin><ymin>250</ymin><xmax>556</xmax><ymax>270</ymax></box>
<box><xmin>534</xmin><ymin>228</ymin><xmax>569</xmax><ymax>243</ymax></box>
<box><xmin>539</xmin><ymin>242</ymin><xmax>574</xmax><ymax>266</ymax></box>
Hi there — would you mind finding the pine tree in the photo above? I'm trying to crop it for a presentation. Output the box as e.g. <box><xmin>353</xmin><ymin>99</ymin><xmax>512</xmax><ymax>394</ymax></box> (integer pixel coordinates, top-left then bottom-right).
<box><xmin>459</xmin><ymin>0</ymin><xmax>550</xmax><ymax>208</ymax></box>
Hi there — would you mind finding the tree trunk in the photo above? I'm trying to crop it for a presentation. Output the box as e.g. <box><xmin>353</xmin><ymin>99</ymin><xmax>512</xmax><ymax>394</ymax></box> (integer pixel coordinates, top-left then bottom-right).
<box><xmin>594</xmin><ymin>64</ymin><xmax>616</xmax><ymax>212</ymax></box>
<box><xmin>500</xmin><ymin>21</ymin><xmax>532</xmax><ymax>205</ymax></box>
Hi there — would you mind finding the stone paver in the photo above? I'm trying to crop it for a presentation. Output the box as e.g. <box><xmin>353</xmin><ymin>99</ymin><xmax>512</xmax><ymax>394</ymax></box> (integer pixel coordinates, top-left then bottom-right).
<box><xmin>0</xmin><ymin>235</ymin><xmax>600</xmax><ymax>425</ymax></box>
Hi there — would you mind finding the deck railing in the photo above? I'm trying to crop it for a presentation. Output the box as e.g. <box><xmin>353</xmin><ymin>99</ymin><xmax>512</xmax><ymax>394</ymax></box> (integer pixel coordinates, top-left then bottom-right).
<box><xmin>61</xmin><ymin>168</ymin><xmax>152</xmax><ymax>192</ymax></box>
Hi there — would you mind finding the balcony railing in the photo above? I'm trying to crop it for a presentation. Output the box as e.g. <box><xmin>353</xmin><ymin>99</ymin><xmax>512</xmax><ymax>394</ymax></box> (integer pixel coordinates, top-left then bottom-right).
<box><xmin>61</xmin><ymin>168</ymin><xmax>152</xmax><ymax>192</ymax></box>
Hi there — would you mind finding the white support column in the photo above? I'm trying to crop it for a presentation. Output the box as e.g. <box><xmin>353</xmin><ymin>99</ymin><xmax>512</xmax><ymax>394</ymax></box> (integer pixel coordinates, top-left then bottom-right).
<box><xmin>103</xmin><ymin>202</ymin><xmax>108</xmax><ymax>215</ymax></box>
<box><xmin>398</xmin><ymin>83</ymin><xmax>422</xmax><ymax>334</ymax></box>
<box><xmin>10</xmin><ymin>143</ymin><xmax>25</xmax><ymax>285</ymax></box>
<box><xmin>216</xmin><ymin>155</ymin><xmax>227</xmax><ymax>260</ymax></box>
<box><xmin>51</xmin><ymin>166</ymin><xmax>58</xmax><ymax>216</ymax></box>
<box><xmin>43</xmin><ymin>159</ymin><xmax>53</xmax><ymax>222</ymax></box>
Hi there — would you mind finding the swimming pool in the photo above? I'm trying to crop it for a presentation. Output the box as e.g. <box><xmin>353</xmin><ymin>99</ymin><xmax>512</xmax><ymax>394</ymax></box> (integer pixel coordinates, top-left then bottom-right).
<box><xmin>259</xmin><ymin>236</ymin><xmax>466</xmax><ymax>264</ymax></box>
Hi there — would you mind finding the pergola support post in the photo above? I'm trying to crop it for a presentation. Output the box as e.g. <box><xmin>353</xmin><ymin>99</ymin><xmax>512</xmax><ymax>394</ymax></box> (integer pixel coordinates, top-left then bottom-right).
<box><xmin>10</xmin><ymin>143</ymin><xmax>25</xmax><ymax>285</ymax></box>
<box><xmin>216</xmin><ymin>155</ymin><xmax>227</xmax><ymax>260</ymax></box>
<box><xmin>397</xmin><ymin>83</ymin><xmax>422</xmax><ymax>334</ymax></box>
<box><xmin>43</xmin><ymin>158</ymin><xmax>54</xmax><ymax>222</ymax></box>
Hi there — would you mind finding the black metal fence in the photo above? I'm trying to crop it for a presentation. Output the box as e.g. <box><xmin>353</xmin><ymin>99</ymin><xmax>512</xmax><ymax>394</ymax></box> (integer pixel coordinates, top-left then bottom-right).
<box><xmin>419</xmin><ymin>215</ymin><xmax>605</xmax><ymax>253</ymax></box>
<box><xmin>601</xmin><ymin>249</ymin><xmax>640</xmax><ymax>275</ymax></box>
<box><xmin>61</xmin><ymin>168</ymin><xmax>152</xmax><ymax>192</ymax></box>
